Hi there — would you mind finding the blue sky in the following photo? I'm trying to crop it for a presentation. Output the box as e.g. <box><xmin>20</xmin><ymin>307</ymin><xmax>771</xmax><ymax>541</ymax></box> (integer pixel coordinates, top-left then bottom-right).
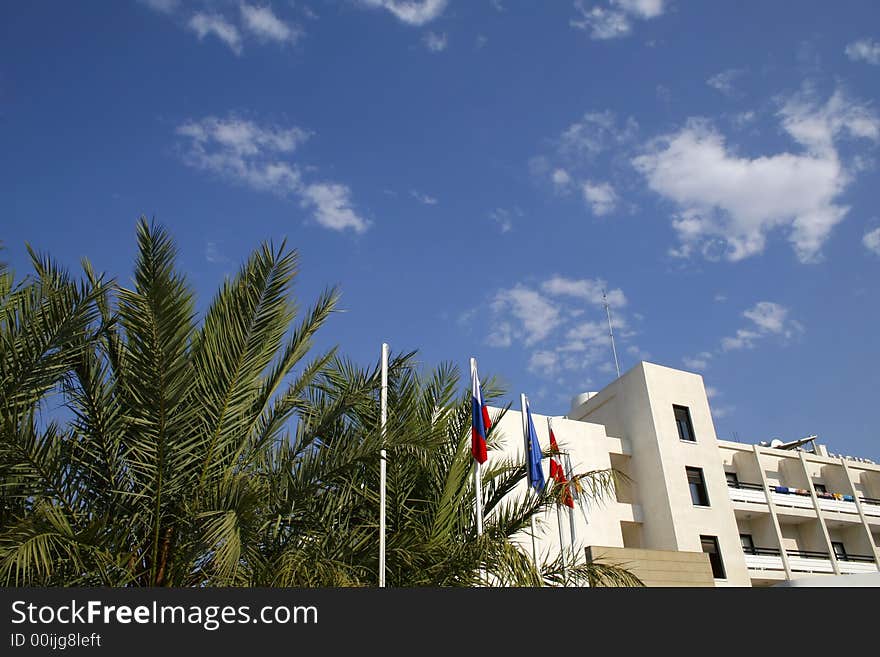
<box><xmin>3</xmin><ymin>1</ymin><xmax>879</xmax><ymax>459</ymax></box>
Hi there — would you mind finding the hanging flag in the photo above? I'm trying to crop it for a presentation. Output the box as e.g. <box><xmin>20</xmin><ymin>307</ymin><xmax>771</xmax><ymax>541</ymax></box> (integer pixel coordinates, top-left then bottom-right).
<box><xmin>471</xmin><ymin>361</ymin><xmax>491</xmax><ymax>464</ymax></box>
<box><xmin>524</xmin><ymin>398</ymin><xmax>546</xmax><ymax>492</ymax></box>
<box><xmin>548</xmin><ymin>420</ymin><xmax>574</xmax><ymax>509</ymax></box>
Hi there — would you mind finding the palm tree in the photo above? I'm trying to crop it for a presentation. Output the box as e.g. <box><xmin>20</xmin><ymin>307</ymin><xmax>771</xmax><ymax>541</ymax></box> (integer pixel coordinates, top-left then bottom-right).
<box><xmin>1</xmin><ymin>219</ymin><xmax>341</xmax><ymax>585</ymax></box>
<box><xmin>0</xmin><ymin>219</ymin><xmax>641</xmax><ymax>587</ymax></box>
<box><xmin>276</xmin><ymin>354</ymin><xmax>643</xmax><ymax>587</ymax></box>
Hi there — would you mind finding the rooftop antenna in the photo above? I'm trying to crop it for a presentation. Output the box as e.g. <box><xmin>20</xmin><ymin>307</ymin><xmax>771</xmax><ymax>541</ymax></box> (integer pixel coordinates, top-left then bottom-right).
<box><xmin>603</xmin><ymin>289</ymin><xmax>621</xmax><ymax>379</ymax></box>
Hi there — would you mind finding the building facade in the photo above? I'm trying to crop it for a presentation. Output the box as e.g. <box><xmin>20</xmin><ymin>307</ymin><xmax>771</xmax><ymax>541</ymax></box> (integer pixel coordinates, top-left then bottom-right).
<box><xmin>489</xmin><ymin>361</ymin><xmax>880</xmax><ymax>587</ymax></box>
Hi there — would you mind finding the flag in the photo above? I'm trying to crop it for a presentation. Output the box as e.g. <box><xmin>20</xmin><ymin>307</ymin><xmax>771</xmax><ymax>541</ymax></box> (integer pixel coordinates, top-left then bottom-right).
<box><xmin>548</xmin><ymin>420</ymin><xmax>574</xmax><ymax>509</ymax></box>
<box><xmin>524</xmin><ymin>398</ymin><xmax>546</xmax><ymax>492</ymax></box>
<box><xmin>471</xmin><ymin>362</ymin><xmax>491</xmax><ymax>464</ymax></box>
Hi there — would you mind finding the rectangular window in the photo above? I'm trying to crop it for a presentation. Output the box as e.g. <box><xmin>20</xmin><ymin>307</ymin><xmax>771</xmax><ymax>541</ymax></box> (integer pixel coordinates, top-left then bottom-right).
<box><xmin>813</xmin><ymin>483</ymin><xmax>827</xmax><ymax>494</ymax></box>
<box><xmin>725</xmin><ymin>471</ymin><xmax>739</xmax><ymax>487</ymax></box>
<box><xmin>740</xmin><ymin>533</ymin><xmax>755</xmax><ymax>555</ymax></box>
<box><xmin>674</xmin><ymin>405</ymin><xmax>696</xmax><ymax>442</ymax></box>
<box><xmin>687</xmin><ymin>467</ymin><xmax>710</xmax><ymax>506</ymax></box>
<box><xmin>831</xmin><ymin>541</ymin><xmax>847</xmax><ymax>561</ymax></box>
<box><xmin>700</xmin><ymin>535</ymin><xmax>726</xmax><ymax>579</ymax></box>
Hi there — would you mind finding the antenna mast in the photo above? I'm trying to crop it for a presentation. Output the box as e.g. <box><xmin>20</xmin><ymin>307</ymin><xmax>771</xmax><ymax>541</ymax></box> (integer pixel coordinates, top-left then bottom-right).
<box><xmin>603</xmin><ymin>290</ymin><xmax>621</xmax><ymax>379</ymax></box>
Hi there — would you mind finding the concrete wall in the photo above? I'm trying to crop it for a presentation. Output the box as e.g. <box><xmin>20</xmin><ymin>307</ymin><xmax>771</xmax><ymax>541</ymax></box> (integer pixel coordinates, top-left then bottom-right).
<box><xmin>481</xmin><ymin>360</ymin><xmax>880</xmax><ymax>587</ymax></box>
<box><xmin>571</xmin><ymin>362</ymin><xmax>751</xmax><ymax>586</ymax></box>
<box><xmin>585</xmin><ymin>546</ymin><xmax>715</xmax><ymax>587</ymax></box>
<box><xmin>486</xmin><ymin>406</ymin><xmax>627</xmax><ymax>566</ymax></box>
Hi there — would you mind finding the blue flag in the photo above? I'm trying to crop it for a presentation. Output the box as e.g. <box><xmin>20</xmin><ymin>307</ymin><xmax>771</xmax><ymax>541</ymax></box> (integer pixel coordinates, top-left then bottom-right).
<box><xmin>525</xmin><ymin>398</ymin><xmax>546</xmax><ymax>492</ymax></box>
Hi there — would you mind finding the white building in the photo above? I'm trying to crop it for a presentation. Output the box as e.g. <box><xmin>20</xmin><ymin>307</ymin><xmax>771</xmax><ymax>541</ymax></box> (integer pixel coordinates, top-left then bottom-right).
<box><xmin>489</xmin><ymin>361</ymin><xmax>880</xmax><ymax>587</ymax></box>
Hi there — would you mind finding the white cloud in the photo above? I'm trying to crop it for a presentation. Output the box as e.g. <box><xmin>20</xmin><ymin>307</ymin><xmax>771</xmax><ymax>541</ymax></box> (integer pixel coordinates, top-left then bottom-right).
<box><xmin>863</xmin><ymin>227</ymin><xmax>880</xmax><ymax>255</ymax></box>
<box><xmin>240</xmin><ymin>4</ymin><xmax>302</xmax><ymax>44</ymax></box>
<box><xmin>582</xmin><ymin>180</ymin><xmax>617</xmax><ymax>216</ymax></box>
<box><xmin>633</xmin><ymin>89</ymin><xmax>879</xmax><ymax>263</ymax></box>
<box><xmin>559</xmin><ymin>111</ymin><xmax>638</xmax><ymax>160</ymax></box>
<box><xmin>570</xmin><ymin>0</ymin><xmax>665</xmax><ymax>40</ymax></box>
<box><xmin>423</xmin><ymin>31</ymin><xmax>447</xmax><ymax>52</ymax></box>
<box><xmin>707</xmin><ymin>69</ymin><xmax>744</xmax><ymax>97</ymax></box>
<box><xmin>488</xmin><ymin>207</ymin><xmax>519</xmax><ymax>233</ymax></box>
<box><xmin>178</xmin><ymin>117</ymin><xmax>308</xmax><ymax>157</ymax></box>
<box><xmin>541</xmin><ymin>276</ymin><xmax>626</xmax><ymax>308</ymax></box>
<box><xmin>683</xmin><ymin>351</ymin><xmax>713</xmax><ymax>371</ymax></box>
<box><xmin>779</xmin><ymin>88</ymin><xmax>879</xmax><ymax>155</ymax></box>
<box><xmin>476</xmin><ymin>277</ymin><xmax>635</xmax><ymax>388</ymax></box>
<box><xmin>139</xmin><ymin>0</ymin><xmax>178</xmax><ymax>13</ymax></box>
<box><xmin>300</xmin><ymin>183</ymin><xmax>370</xmax><ymax>234</ymax></box>
<box><xmin>732</xmin><ymin>110</ymin><xmax>756</xmax><ymax>127</ymax></box>
<box><xmin>487</xmin><ymin>322</ymin><xmax>513</xmax><ymax>348</ymax></box>
<box><xmin>359</xmin><ymin>0</ymin><xmax>448</xmax><ymax>26</ymax></box>
<box><xmin>490</xmin><ymin>286</ymin><xmax>561</xmax><ymax>346</ymax></box>
<box><xmin>176</xmin><ymin>116</ymin><xmax>369</xmax><ymax>234</ymax></box>
<box><xmin>552</xmin><ymin>168</ymin><xmax>572</xmax><ymax>189</ymax></box>
<box><xmin>742</xmin><ymin>301</ymin><xmax>788</xmax><ymax>333</ymax></box>
<box><xmin>411</xmin><ymin>190</ymin><xmax>438</xmax><ymax>205</ymax></box>
<box><xmin>845</xmin><ymin>38</ymin><xmax>880</xmax><ymax>65</ymax></box>
<box><xmin>721</xmin><ymin>301</ymin><xmax>803</xmax><ymax>351</ymax></box>
<box><xmin>711</xmin><ymin>404</ymin><xmax>733</xmax><ymax>419</ymax></box>
<box><xmin>205</xmin><ymin>241</ymin><xmax>231</xmax><ymax>264</ymax></box>
<box><xmin>614</xmin><ymin>0</ymin><xmax>663</xmax><ymax>18</ymax></box>
<box><xmin>528</xmin><ymin>350</ymin><xmax>559</xmax><ymax>375</ymax></box>
<box><xmin>188</xmin><ymin>13</ymin><xmax>243</xmax><ymax>55</ymax></box>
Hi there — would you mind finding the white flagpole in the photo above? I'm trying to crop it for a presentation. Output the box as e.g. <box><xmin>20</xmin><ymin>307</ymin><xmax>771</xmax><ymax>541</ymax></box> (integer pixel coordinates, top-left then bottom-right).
<box><xmin>556</xmin><ymin>504</ymin><xmax>567</xmax><ymax>585</ymax></box>
<box><xmin>566</xmin><ymin>452</ymin><xmax>578</xmax><ymax>546</ymax></box>
<box><xmin>521</xmin><ymin>394</ymin><xmax>538</xmax><ymax>568</ymax></box>
<box><xmin>565</xmin><ymin>451</ymin><xmax>587</xmax><ymax>531</ymax></box>
<box><xmin>379</xmin><ymin>343</ymin><xmax>389</xmax><ymax>588</ymax></box>
<box><xmin>549</xmin><ymin>418</ymin><xmax>568</xmax><ymax>586</ymax></box>
<box><xmin>470</xmin><ymin>358</ymin><xmax>484</xmax><ymax>538</ymax></box>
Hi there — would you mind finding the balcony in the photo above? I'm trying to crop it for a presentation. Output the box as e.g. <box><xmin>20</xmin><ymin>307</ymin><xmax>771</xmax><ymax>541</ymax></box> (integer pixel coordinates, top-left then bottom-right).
<box><xmin>742</xmin><ymin>547</ymin><xmax>784</xmax><ymax>572</ymax></box>
<box><xmin>727</xmin><ymin>481</ymin><xmax>767</xmax><ymax>505</ymax></box>
<box><xmin>742</xmin><ymin>546</ymin><xmax>877</xmax><ymax>575</ymax></box>
<box><xmin>860</xmin><ymin>497</ymin><xmax>880</xmax><ymax>518</ymax></box>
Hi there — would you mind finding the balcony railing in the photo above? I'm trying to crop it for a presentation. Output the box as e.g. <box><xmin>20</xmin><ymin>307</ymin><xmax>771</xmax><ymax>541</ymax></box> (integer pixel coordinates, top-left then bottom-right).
<box><xmin>727</xmin><ymin>481</ymin><xmax>764</xmax><ymax>491</ymax></box>
<box><xmin>860</xmin><ymin>497</ymin><xmax>880</xmax><ymax>517</ymax></box>
<box><xmin>727</xmin><ymin>481</ymin><xmax>880</xmax><ymax>519</ymax></box>
<box><xmin>727</xmin><ymin>481</ymin><xmax>768</xmax><ymax>505</ymax></box>
<box><xmin>742</xmin><ymin>546</ymin><xmax>877</xmax><ymax>574</ymax></box>
<box><xmin>741</xmin><ymin>546</ymin><xmax>781</xmax><ymax>556</ymax></box>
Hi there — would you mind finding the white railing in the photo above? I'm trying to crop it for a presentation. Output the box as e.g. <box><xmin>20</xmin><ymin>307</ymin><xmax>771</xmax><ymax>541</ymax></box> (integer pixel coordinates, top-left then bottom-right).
<box><xmin>788</xmin><ymin>556</ymin><xmax>834</xmax><ymax>574</ymax></box>
<box><xmin>743</xmin><ymin>553</ymin><xmax>784</xmax><ymax>571</ymax></box>
<box><xmin>838</xmin><ymin>561</ymin><xmax>879</xmax><ymax>574</ymax></box>
<box><xmin>728</xmin><ymin>487</ymin><xmax>767</xmax><ymax>504</ymax></box>
<box><xmin>861</xmin><ymin>500</ymin><xmax>880</xmax><ymax>517</ymax></box>
<box><xmin>770</xmin><ymin>492</ymin><xmax>814</xmax><ymax>510</ymax></box>
<box><xmin>816</xmin><ymin>498</ymin><xmax>859</xmax><ymax>515</ymax></box>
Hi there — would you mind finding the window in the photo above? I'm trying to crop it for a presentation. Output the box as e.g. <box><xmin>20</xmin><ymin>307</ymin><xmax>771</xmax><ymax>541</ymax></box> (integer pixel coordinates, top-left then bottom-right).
<box><xmin>674</xmin><ymin>405</ymin><xmax>696</xmax><ymax>442</ymax></box>
<box><xmin>686</xmin><ymin>467</ymin><xmax>710</xmax><ymax>506</ymax></box>
<box><xmin>725</xmin><ymin>471</ymin><xmax>739</xmax><ymax>487</ymax></box>
<box><xmin>831</xmin><ymin>541</ymin><xmax>847</xmax><ymax>561</ymax></box>
<box><xmin>813</xmin><ymin>483</ymin><xmax>827</xmax><ymax>494</ymax></box>
<box><xmin>700</xmin><ymin>535</ymin><xmax>726</xmax><ymax>579</ymax></box>
<box><xmin>740</xmin><ymin>533</ymin><xmax>755</xmax><ymax>555</ymax></box>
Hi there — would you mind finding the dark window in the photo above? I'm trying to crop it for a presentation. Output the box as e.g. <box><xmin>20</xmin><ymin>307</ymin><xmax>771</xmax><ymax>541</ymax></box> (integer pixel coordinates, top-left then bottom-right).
<box><xmin>813</xmin><ymin>483</ymin><xmax>827</xmax><ymax>494</ymax></box>
<box><xmin>674</xmin><ymin>405</ymin><xmax>696</xmax><ymax>442</ymax></box>
<box><xmin>740</xmin><ymin>533</ymin><xmax>755</xmax><ymax>555</ymax></box>
<box><xmin>725</xmin><ymin>471</ymin><xmax>739</xmax><ymax>487</ymax></box>
<box><xmin>700</xmin><ymin>535</ymin><xmax>726</xmax><ymax>579</ymax></box>
<box><xmin>831</xmin><ymin>541</ymin><xmax>847</xmax><ymax>561</ymax></box>
<box><xmin>687</xmin><ymin>467</ymin><xmax>710</xmax><ymax>506</ymax></box>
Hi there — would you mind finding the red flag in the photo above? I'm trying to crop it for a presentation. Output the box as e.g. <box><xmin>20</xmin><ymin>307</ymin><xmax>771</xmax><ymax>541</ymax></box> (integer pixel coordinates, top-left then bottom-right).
<box><xmin>548</xmin><ymin>422</ymin><xmax>574</xmax><ymax>508</ymax></box>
